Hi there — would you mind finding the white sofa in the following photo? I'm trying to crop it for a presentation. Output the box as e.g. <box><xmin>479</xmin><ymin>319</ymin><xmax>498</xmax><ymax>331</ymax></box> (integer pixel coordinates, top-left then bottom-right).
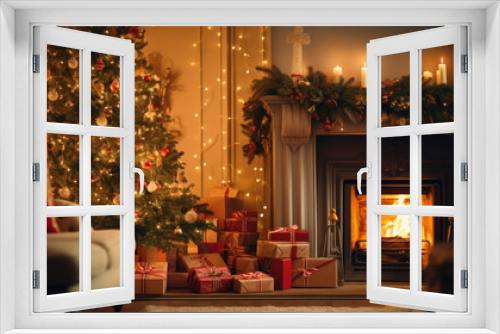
<box><xmin>47</xmin><ymin>199</ymin><xmax>121</xmax><ymax>294</ymax></box>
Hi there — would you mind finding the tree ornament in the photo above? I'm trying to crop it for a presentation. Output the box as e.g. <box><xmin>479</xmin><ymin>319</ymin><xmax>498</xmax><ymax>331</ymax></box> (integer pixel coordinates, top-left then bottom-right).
<box><xmin>95</xmin><ymin>82</ymin><xmax>105</xmax><ymax>94</ymax></box>
<box><xmin>147</xmin><ymin>181</ymin><xmax>158</xmax><ymax>193</ymax></box>
<box><xmin>110</xmin><ymin>81</ymin><xmax>120</xmax><ymax>93</ymax></box>
<box><xmin>103</xmin><ymin>106</ymin><xmax>113</xmax><ymax>118</ymax></box>
<box><xmin>48</xmin><ymin>89</ymin><xmax>59</xmax><ymax>102</ymax></box>
<box><xmin>322</xmin><ymin>117</ymin><xmax>333</xmax><ymax>134</ymax></box>
<box><xmin>160</xmin><ymin>147</ymin><xmax>170</xmax><ymax>157</ymax></box>
<box><xmin>96</xmin><ymin>115</ymin><xmax>108</xmax><ymax>126</ymax></box>
<box><xmin>174</xmin><ymin>226</ymin><xmax>183</xmax><ymax>235</ymax></box>
<box><xmin>184</xmin><ymin>210</ymin><xmax>199</xmax><ymax>224</ymax></box>
<box><xmin>68</xmin><ymin>57</ymin><xmax>78</xmax><ymax>69</ymax></box>
<box><xmin>58</xmin><ymin>187</ymin><xmax>71</xmax><ymax>199</ymax></box>
<box><xmin>143</xmin><ymin>160</ymin><xmax>153</xmax><ymax>170</ymax></box>
<box><xmin>144</xmin><ymin>75</ymin><xmax>152</xmax><ymax>82</ymax></box>
<box><xmin>169</xmin><ymin>180</ymin><xmax>181</xmax><ymax>196</ymax></box>
<box><xmin>135</xmin><ymin>211</ymin><xmax>140</xmax><ymax>218</ymax></box>
<box><xmin>113</xmin><ymin>194</ymin><xmax>121</xmax><ymax>205</ymax></box>
<box><xmin>145</xmin><ymin>111</ymin><xmax>157</xmax><ymax>121</ymax></box>
<box><xmin>129</xmin><ymin>26</ymin><xmax>139</xmax><ymax>37</ymax></box>
<box><xmin>95</xmin><ymin>59</ymin><xmax>106</xmax><ymax>71</ymax></box>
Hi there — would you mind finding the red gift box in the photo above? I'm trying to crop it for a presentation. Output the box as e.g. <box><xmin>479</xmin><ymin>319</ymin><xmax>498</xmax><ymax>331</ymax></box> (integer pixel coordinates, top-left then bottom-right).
<box><xmin>187</xmin><ymin>266</ymin><xmax>233</xmax><ymax>293</ymax></box>
<box><xmin>267</xmin><ymin>225</ymin><xmax>309</xmax><ymax>242</ymax></box>
<box><xmin>198</xmin><ymin>242</ymin><xmax>229</xmax><ymax>260</ymax></box>
<box><xmin>229</xmin><ymin>211</ymin><xmax>258</xmax><ymax>232</ymax></box>
<box><xmin>269</xmin><ymin>258</ymin><xmax>292</xmax><ymax>290</ymax></box>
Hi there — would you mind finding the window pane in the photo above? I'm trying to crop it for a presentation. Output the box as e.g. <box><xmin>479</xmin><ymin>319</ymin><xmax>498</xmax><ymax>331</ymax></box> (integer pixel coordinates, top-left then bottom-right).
<box><xmin>47</xmin><ymin>216</ymin><xmax>80</xmax><ymax>295</ymax></box>
<box><xmin>380</xmin><ymin>214</ymin><xmax>410</xmax><ymax>290</ymax></box>
<box><xmin>91</xmin><ymin>137</ymin><xmax>121</xmax><ymax>205</ymax></box>
<box><xmin>422</xmin><ymin>134</ymin><xmax>454</xmax><ymax>206</ymax></box>
<box><xmin>381</xmin><ymin>52</ymin><xmax>410</xmax><ymax>127</ymax></box>
<box><xmin>381</xmin><ymin>136</ymin><xmax>410</xmax><ymax>204</ymax></box>
<box><xmin>47</xmin><ymin>134</ymin><xmax>80</xmax><ymax>206</ymax></box>
<box><xmin>421</xmin><ymin>45</ymin><xmax>454</xmax><ymax>124</ymax></box>
<box><xmin>91</xmin><ymin>216</ymin><xmax>121</xmax><ymax>290</ymax></box>
<box><xmin>47</xmin><ymin>45</ymin><xmax>80</xmax><ymax>124</ymax></box>
<box><xmin>91</xmin><ymin>52</ymin><xmax>121</xmax><ymax>127</ymax></box>
<box><xmin>422</xmin><ymin>216</ymin><xmax>454</xmax><ymax>295</ymax></box>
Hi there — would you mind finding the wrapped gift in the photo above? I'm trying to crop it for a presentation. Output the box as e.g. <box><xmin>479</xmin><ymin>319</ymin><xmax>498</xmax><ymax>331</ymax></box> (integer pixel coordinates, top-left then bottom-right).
<box><xmin>135</xmin><ymin>262</ymin><xmax>168</xmax><ymax>294</ymax></box>
<box><xmin>256</xmin><ymin>240</ymin><xmax>310</xmax><ymax>259</ymax></box>
<box><xmin>188</xmin><ymin>266</ymin><xmax>233</xmax><ymax>293</ymax></box>
<box><xmin>198</xmin><ymin>242</ymin><xmax>228</xmax><ymax>260</ymax></box>
<box><xmin>233</xmin><ymin>272</ymin><xmax>274</xmax><ymax>294</ymax></box>
<box><xmin>267</xmin><ymin>225</ymin><xmax>309</xmax><ymax>242</ymax></box>
<box><xmin>199</xmin><ymin>187</ymin><xmax>242</xmax><ymax>220</ymax></box>
<box><xmin>137</xmin><ymin>245</ymin><xmax>167</xmax><ymax>263</ymax></box>
<box><xmin>166</xmin><ymin>242</ymin><xmax>188</xmax><ymax>272</ymax></box>
<box><xmin>202</xmin><ymin>226</ymin><xmax>219</xmax><ymax>243</ymax></box>
<box><xmin>219</xmin><ymin>231</ymin><xmax>259</xmax><ymax>247</ymax></box>
<box><xmin>291</xmin><ymin>257</ymin><xmax>337</xmax><ymax>288</ymax></box>
<box><xmin>228</xmin><ymin>254</ymin><xmax>259</xmax><ymax>274</ymax></box>
<box><xmin>228</xmin><ymin>211</ymin><xmax>258</xmax><ymax>232</ymax></box>
<box><xmin>180</xmin><ymin>253</ymin><xmax>228</xmax><ymax>272</ymax></box>
<box><xmin>268</xmin><ymin>258</ymin><xmax>292</xmax><ymax>290</ymax></box>
<box><xmin>167</xmin><ymin>272</ymin><xmax>189</xmax><ymax>289</ymax></box>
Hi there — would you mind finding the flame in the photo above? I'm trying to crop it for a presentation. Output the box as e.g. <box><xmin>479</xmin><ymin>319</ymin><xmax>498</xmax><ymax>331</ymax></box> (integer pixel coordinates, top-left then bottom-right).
<box><xmin>441</xmin><ymin>57</ymin><xmax>444</xmax><ymax>64</ymax></box>
<box><xmin>382</xmin><ymin>195</ymin><xmax>411</xmax><ymax>239</ymax></box>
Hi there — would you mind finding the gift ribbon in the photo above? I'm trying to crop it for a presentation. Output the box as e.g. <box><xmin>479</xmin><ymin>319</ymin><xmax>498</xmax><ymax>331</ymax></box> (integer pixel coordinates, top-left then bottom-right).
<box><xmin>242</xmin><ymin>271</ymin><xmax>267</xmax><ymax>292</ymax></box>
<box><xmin>196</xmin><ymin>267</ymin><xmax>231</xmax><ymax>292</ymax></box>
<box><xmin>292</xmin><ymin>258</ymin><xmax>336</xmax><ymax>287</ymax></box>
<box><xmin>135</xmin><ymin>262</ymin><xmax>165</xmax><ymax>294</ymax></box>
<box><xmin>291</xmin><ymin>242</ymin><xmax>298</xmax><ymax>258</ymax></box>
<box><xmin>267</xmin><ymin>225</ymin><xmax>299</xmax><ymax>241</ymax></box>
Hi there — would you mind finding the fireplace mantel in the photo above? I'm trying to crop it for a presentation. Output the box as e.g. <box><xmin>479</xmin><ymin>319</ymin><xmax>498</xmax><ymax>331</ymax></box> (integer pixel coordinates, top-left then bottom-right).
<box><xmin>261</xmin><ymin>96</ymin><xmax>318</xmax><ymax>256</ymax></box>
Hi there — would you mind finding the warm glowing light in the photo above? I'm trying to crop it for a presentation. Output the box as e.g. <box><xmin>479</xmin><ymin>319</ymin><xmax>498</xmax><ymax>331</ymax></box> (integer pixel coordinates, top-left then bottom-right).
<box><xmin>260</xmin><ymin>213</ymin><xmax>264</xmax><ymax>218</ymax></box>
<box><xmin>256</xmin><ymin>178</ymin><xmax>261</xmax><ymax>182</ymax></box>
<box><xmin>441</xmin><ymin>57</ymin><xmax>444</xmax><ymax>64</ymax></box>
<box><xmin>194</xmin><ymin>154</ymin><xmax>198</xmax><ymax>158</ymax></box>
<box><xmin>194</xmin><ymin>113</ymin><xmax>199</xmax><ymax>118</ymax></box>
<box><xmin>193</xmin><ymin>43</ymin><xmax>198</xmax><ymax>47</ymax></box>
<box><xmin>263</xmin><ymin>206</ymin><xmax>268</xmax><ymax>210</ymax></box>
<box><xmin>381</xmin><ymin>195</ymin><xmax>411</xmax><ymax>239</ymax></box>
<box><xmin>246</xmin><ymin>193</ymin><xmax>250</xmax><ymax>197</ymax></box>
<box><xmin>239</xmin><ymin>35</ymin><xmax>243</xmax><ymax>39</ymax></box>
<box><xmin>237</xmin><ymin>170</ymin><xmax>242</xmax><ymax>174</ymax></box>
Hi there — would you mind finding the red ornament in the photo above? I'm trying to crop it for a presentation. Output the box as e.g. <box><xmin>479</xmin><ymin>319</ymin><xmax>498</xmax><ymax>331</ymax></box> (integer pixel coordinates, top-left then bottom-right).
<box><xmin>110</xmin><ymin>81</ymin><xmax>120</xmax><ymax>93</ymax></box>
<box><xmin>135</xmin><ymin>211</ymin><xmax>140</xmax><ymax>218</ymax></box>
<box><xmin>152</xmin><ymin>101</ymin><xmax>160</xmax><ymax>109</ymax></box>
<box><xmin>250</xmin><ymin>125</ymin><xmax>257</xmax><ymax>132</ymax></box>
<box><xmin>143</xmin><ymin>160</ymin><xmax>153</xmax><ymax>170</ymax></box>
<box><xmin>160</xmin><ymin>147</ymin><xmax>170</xmax><ymax>157</ymax></box>
<box><xmin>322</xmin><ymin>117</ymin><xmax>335</xmax><ymax>134</ymax></box>
<box><xmin>129</xmin><ymin>26</ymin><xmax>139</xmax><ymax>37</ymax></box>
<box><xmin>382</xmin><ymin>78</ymin><xmax>393</xmax><ymax>87</ymax></box>
<box><xmin>382</xmin><ymin>95</ymin><xmax>389</xmax><ymax>105</ymax></box>
<box><xmin>95</xmin><ymin>59</ymin><xmax>105</xmax><ymax>71</ymax></box>
<box><xmin>248</xmin><ymin>142</ymin><xmax>257</xmax><ymax>154</ymax></box>
<box><xmin>106</xmin><ymin>149</ymin><xmax>112</xmax><ymax>155</ymax></box>
<box><xmin>144</xmin><ymin>75</ymin><xmax>152</xmax><ymax>82</ymax></box>
<box><xmin>156</xmin><ymin>183</ymin><xmax>162</xmax><ymax>190</ymax></box>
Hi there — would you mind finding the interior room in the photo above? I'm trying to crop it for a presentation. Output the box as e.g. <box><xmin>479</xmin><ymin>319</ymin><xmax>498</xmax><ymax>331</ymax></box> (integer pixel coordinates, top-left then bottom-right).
<box><xmin>42</xmin><ymin>25</ymin><xmax>457</xmax><ymax>313</ymax></box>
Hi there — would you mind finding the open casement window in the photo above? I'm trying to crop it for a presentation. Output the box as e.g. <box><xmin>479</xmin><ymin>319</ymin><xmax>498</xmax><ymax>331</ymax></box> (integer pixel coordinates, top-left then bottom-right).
<box><xmin>363</xmin><ymin>26</ymin><xmax>467</xmax><ymax>312</ymax></box>
<box><xmin>33</xmin><ymin>26</ymin><xmax>140</xmax><ymax>312</ymax></box>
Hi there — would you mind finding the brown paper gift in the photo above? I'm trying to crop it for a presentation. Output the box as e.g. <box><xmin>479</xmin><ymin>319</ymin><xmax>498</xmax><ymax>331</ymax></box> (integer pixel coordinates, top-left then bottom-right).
<box><xmin>137</xmin><ymin>245</ymin><xmax>167</xmax><ymax>263</ymax></box>
<box><xmin>199</xmin><ymin>187</ymin><xmax>241</xmax><ymax>220</ymax></box>
<box><xmin>166</xmin><ymin>242</ymin><xmax>189</xmax><ymax>272</ymax></box>
<box><xmin>256</xmin><ymin>240</ymin><xmax>310</xmax><ymax>258</ymax></box>
<box><xmin>180</xmin><ymin>253</ymin><xmax>228</xmax><ymax>272</ymax></box>
<box><xmin>167</xmin><ymin>272</ymin><xmax>189</xmax><ymax>288</ymax></box>
<box><xmin>228</xmin><ymin>255</ymin><xmax>259</xmax><ymax>274</ymax></box>
<box><xmin>134</xmin><ymin>262</ymin><xmax>168</xmax><ymax>294</ymax></box>
<box><xmin>233</xmin><ymin>272</ymin><xmax>274</xmax><ymax>294</ymax></box>
<box><xmin>291</xmin><ymin>257</ymin><xmax>337</xmax><ymax>288</ymax></box>
<box><xmin>219</xmin><ymin>231</ymin><xmax>259</xmax><ymax>247</ymax></box>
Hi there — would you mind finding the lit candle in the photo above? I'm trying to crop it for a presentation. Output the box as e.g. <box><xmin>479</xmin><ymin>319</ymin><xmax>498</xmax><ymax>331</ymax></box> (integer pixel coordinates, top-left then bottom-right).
<box><xmin>361</xmin><ymin>63</ymin><xmax>367</xmax><ymax>88</ymax></box>
<box><xmin>333</xmin><ymin>66</ymin><xmax>343</xmax><ymax>84</ymax></box>
<box><xmin>436</xmin><ymin>69</ymin><xmax>442</xmax><ymax>85</ymax></box>
<box><xmin>423</xmin><ymin>71</ymin><xmax>433</xmax><ymax>82</ymax></box>
<box><xmin>438</xmin><ymin>57</ymin><xmax>447</xmax><ymax>85</ymax></box>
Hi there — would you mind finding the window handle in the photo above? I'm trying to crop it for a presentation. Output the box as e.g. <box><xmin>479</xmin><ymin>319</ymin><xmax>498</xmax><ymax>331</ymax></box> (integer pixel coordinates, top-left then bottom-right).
<box><xmin>357</xmin><ymin>162</ymin><xmax>371</xmax><ymax>195</ymax></box>
<box><xmin>130</xmin><ymin>162</ymin><xmax>145</xmax><ymax>194</ymax></box>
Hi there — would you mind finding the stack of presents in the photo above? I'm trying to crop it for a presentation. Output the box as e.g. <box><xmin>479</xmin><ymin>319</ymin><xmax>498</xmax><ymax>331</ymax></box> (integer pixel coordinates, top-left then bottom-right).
<box><xmin>134</xmin><ymin>188</ymin><xmax>337</xmax><ymax>295</ymax></box>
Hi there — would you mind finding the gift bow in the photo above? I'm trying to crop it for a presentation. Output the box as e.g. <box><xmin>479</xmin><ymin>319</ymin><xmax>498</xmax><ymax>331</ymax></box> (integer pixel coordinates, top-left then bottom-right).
<box><xmin>295</xmin><ymin>267</ymin><xmax>318</xmax><ymax>278</ymax></box>
<box><xmin>197</xmin><ymin>268</ymin><xmax>230</xmax><ymax>292</ymax></box>
<box><xmin>241</xmin><ymin>271</ymin><xmax>267</xmax><ymax>292</ymax></box>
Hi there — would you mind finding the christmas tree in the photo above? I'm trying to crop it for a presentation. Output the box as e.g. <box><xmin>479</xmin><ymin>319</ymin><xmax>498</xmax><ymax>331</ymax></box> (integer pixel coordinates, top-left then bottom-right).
<box><xmin>47</xmin><ymin>26</ymin><xmax>214</xmax><ymax>253</ymax></box>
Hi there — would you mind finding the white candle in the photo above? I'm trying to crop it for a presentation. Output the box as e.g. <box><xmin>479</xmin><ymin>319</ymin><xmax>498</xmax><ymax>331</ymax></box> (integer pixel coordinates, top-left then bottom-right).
<box><xmin>361</xmin><ymin>63</ymin><xmax>367</xmax><ymax>88</ymax></box>
<box><xmin>333</xmin><ymin>66</ymin><xmax>343</xmax><ymax>84</ymax></box>
<box><xmin>438</xmin><ymin>57</ymin><xmax>447</xmax><ymax>85</ymax></box>
<box><xmin>423</xmin><ymin>71</ymin><xmax>433</xmax><ymax>82</ymax></box>
<box><xmin>436</xmin><ymin>69</ymin><xmax>442</xmax><ymax>85</ymax></box>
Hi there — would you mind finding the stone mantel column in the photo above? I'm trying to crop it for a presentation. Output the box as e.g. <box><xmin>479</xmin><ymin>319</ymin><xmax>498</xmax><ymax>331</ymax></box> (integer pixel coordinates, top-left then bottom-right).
<box><xmin>261</xmin><ymin>96</ymin><xmax>317</xmax><ymax>256</ymax></box>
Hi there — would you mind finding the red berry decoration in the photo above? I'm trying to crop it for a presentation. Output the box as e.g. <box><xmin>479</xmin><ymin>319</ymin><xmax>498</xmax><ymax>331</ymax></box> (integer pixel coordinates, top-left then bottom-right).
<box><xmin>143</xmin><ymin>160</ymin><xmax>153</xmax><ymax>170</ymax></box>
<box><xmin>95</xmin><ymin>59</ymin><xmax>105</xmax><ymax>71</ymax></box>
<box><xmin>144</xmin><ymin>75</ymin><xmax>152</xmax><ymax>82</ymax></box>
<box><xmin>322</xmin><ymin>117</ymin><xmax>334</xmax><ymax>134</ymax></box>
<box><xmin>110</xmin><ymin>81</ymin><xmax>120</xmax><ymax>93</ymax></box>
<box><xmin>160</xmin><ymin>147</ymin><xmax>170</xmax><ymax>157</ymax></box>
<box><xmin>129</xmin><ymin>26</ymin><xmax>139</xmax><ymax>37</ymax></box>
<box><xmin>248</xmin><ymin>141</ymin><xmax>257</xmax><ymax>154</ymax></box>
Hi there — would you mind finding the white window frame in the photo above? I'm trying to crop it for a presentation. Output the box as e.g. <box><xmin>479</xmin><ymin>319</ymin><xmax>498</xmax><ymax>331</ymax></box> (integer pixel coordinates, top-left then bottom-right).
<box><xmin>0</xmin><ymin>1</ymin><xmax>498</xmax><ymax>333</ymax></box>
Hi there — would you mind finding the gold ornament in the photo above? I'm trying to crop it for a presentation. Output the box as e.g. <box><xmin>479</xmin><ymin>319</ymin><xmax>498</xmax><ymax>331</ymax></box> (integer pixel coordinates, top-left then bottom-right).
<box><xmin>48</xmin><ymin>89</ymin><xmax>59</xmax><ymax>102</ymax></box>
<box><xmin>147</xmin><ymin>181</ymin><xmax>158</xmax><ymax>193</ymax></box>
<box><xmin>68</xmin><ymin>57</ymin><xmax>78</xmax><ymax>69</ymax></box>
<box><xmin>145</xmin><ymin>111</ymin><xmax>156</xmax><ymax>121</ymax></box>
<box><xmin>58</xmin><ymin>187</ymin><xmax>71</xmax><ymax>199</ymax></box>
<box><xmin>169</xmin><ymin>181</ymin><xmax>181</xmax><ymax>196</ymax></box>
<box><xmin>103</xmin><ymin>106</ymin><xmax>113</xmax><ymax>118</ymax></box>
<box><xmin>96</xmin><ymin>115</ymin><xmax>108</xmax><ymax>126</ymax></box>
<box><xmin>174</xmin><ymin>226</ymin><xmax>183</xmax><ymax>235</ymax></box>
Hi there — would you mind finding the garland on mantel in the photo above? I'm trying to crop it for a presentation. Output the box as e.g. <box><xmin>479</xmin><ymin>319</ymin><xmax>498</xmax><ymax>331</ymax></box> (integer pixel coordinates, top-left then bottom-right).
<box><xmin>242</xmin><ymin>66</ymin><xmax>453</xmax><ymax>164</ymax></box>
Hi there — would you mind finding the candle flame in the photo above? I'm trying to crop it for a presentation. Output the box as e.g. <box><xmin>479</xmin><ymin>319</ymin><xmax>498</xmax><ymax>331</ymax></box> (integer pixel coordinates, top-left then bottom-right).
<box><xmin>363</xmin><ymin>62</ymin><xmax>366</xmax><ymax>68</ymax></box>
<box><xmin>441</xmin><ymin>57</ymin><xmax>444</xmax><ymax>64</ymax></box>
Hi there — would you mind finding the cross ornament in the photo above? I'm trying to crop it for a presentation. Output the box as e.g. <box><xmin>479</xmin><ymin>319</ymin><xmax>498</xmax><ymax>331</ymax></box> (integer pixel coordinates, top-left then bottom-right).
<box><xmin>286</xmin><ymin>26</ymin><xmax>311</xmax><ymax>78</ymax></box>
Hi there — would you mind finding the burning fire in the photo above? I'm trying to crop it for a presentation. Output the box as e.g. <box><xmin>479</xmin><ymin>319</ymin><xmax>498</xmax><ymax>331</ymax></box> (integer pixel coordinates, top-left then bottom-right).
<box><xmin>382</xmin><ymin>195</ymin><xmax>410</xmax><ymax>239</ymax></box>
